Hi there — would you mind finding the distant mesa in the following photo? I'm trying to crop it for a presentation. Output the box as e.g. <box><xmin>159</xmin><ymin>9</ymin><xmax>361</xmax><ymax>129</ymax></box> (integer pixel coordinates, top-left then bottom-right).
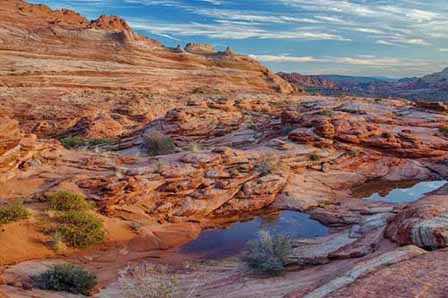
<box><xmin>279</xmin><ymin>69</ymin><xmax>448</xmax><ymax>101</ymax></box>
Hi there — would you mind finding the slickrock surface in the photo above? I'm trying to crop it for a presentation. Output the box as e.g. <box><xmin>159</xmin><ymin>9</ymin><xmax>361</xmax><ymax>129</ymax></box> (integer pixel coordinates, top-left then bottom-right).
<box><xmin>3</xmin><ymin>1</ymin><xmax>448</xmax><ymax>298</ymax></box>
<box><xmin>300</xmin><ymin>245</ymin><xmax>426</xmax><ymax>298</ymax></box>
<box><xmin>328</xmin><ymin>248</ymin><xmax>448</xmax><ymax>298</ymax></box>
<box><xmin>385</xmin><ymin>184</ymin><xmax>448</xmax><ymax>249</ymax></box>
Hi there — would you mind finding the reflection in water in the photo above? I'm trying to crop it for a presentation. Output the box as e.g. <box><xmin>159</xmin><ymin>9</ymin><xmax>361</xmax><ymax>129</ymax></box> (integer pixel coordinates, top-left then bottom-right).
<box><xmin>353</xmin><ymin>180</ymin><xmax>447</xmax><ymax>203</ymax></box>
<box><xmin>180</xmin><ymin>211</ymin><xmax>328</xmax><ymax>259</ymax></box>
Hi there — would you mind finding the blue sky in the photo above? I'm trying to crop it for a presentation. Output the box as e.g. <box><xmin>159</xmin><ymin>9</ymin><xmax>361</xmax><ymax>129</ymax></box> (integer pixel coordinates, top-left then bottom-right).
<box><xmin>29</xmin><ymin>0</ymin><xmax>448</xmax><ymax>77</ymax></box>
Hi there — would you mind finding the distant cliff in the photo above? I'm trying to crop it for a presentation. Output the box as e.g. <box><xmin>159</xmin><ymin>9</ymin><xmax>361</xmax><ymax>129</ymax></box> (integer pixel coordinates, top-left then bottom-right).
<box><xmin>279</xmin><ymin>68</ymin><xmax>448</xmax><ymax>101</ymax></box>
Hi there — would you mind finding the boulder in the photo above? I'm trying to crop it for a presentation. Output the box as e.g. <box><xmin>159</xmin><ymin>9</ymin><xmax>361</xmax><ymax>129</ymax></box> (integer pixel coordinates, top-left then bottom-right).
<box><xmin>385</xmin><ymin>191</ymin><xmax>448</xmax><ymax>249</ymax></box>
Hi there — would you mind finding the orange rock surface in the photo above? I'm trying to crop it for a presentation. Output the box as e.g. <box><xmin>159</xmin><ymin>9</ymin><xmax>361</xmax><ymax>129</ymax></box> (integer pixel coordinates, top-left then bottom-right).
<box><xmin>2</xmin><ymin>1</ymin><xmax>448</xmax><ymax>298</ymax></box>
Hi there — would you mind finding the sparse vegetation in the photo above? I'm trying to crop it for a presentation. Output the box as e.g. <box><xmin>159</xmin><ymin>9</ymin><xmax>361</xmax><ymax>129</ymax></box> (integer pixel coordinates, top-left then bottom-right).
<box><xmin>51</xmin><ymin>231</ymin><xmax>66</xmax><ymax>253</ymax></box>
<box><xmin>439</xmin><ymin>127</ymin><xmax>448</xmax><ymax>135</ymax></box>
<box><xmin>154</xmin><ymin>160</ymin><xmax>167</xmax><ymax>174</ymax></box>
<box><xmin>0</xmin><ymin>201</ymin><xmax>30</xmax><ymax>225</ymax></box>
<box><xmin>247</xmin><ymin>123</ymin><xmax>257</xmax><ymax>130</ymax></box>
<box><xmin>257</xmin><ymin>155</ymin><xmax>280</xmax><ymax>176</ymax></box>
<box><xmin>192</xmin><ymin>86</ymin><xmax>224</xmax><ymax>95</ymax></box>
<box><xmin>382</xmin><ymin>132</ymin><xmax>393</xmax><ymax>139</ymax></box>
<box><xmin>242</xmin><ymin>231</ymin><xmax>292</xmax><ymax>276</ymax></box>
<box><xmin>129</xmin><ymin>221</ymin><xmax>143</xmax><ymax>232</ymax></box>
<box><xmin>32</xmin><ymin>264</ymin><xmax>97</xmax><ymax>295</ymax></box>
<box><xmin>184</xmin><ymin>143</ymin><xmax>204</xmax><ymax>153</ymax></box>
<box><xmin>60</xmin><ymin>136</ymin><xmax>113</xmax><ymax>149</ymax></box>
<box><xmin>119</xmin><ymin>264</ymin><xmax>178</xmax><ymax>298</ymax></box>
<box><xmin>319</xmin><ymin>109</ymin><xmax>335</xmax><ymax>117</ymax></box>
<box><xmin>281</xmin><ymin>123</ymin><xmax>295</xmax><ymax>135</ymax></box>
<box><xmin>56</xmin><ymin>210</ymin><xmax>105</xmax><ymax>248</ymax></box>
<box><xmin>49</xmin><ymin>191</ymin><xmax>92</xmax><ymax>211</ymax></box>
<box><xmin>310</xmin><ymin>153</ymin><xmax>320</xmax><ymax>161</ymax></box>
<box><xmin>143</xmin><ymin>131</ymin><xmax>176</xmax><ymax>156</ymax></box>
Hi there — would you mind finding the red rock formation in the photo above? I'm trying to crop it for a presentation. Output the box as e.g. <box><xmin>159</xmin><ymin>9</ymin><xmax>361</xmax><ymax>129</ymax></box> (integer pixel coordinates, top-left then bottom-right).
<box><xmin>0</xmin><ymin>114</ymin><xmax>38</xmax><ymax>182</ymax></box>
<box><xmin>278</xmin><ymin>72</ymin><xmax>337</xmax><ymax>91</ymax></box>
<box><xmin>90</xmin><ymin>15</ymin><xmax>131</xmax><ymax>31</ymax></box>
<box><xmin>385</xmin><ymin>188</ymin><xmax>448</xmax><ymax>249</ymax></box>
<box><xmin>0</xmin><ymin>0</ymin><xmax>294</xmax><ymax>94</ymax></box>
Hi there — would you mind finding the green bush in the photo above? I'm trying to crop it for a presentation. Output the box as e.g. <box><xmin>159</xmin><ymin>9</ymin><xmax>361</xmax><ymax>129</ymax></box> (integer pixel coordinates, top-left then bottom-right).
<box><xmin>281</xmin><ymin>123</ymin><xmax>295</xmax><ymax>135</ymax></box>
<box><xmin>242</xmin><ymin>231</ymin><xmax>292</xmax><ymax>276</ymax></box>
<box><xmin>32</xmin><ymin>264</ymin><xmax>97</xmax><ymax>295</ymax></box>
<box><xmin>60</xmin><ymin>136</ymin><xmax>113</xmax><ymax>149</ymax></box>
<box><xmin>56</xmin><ymin>211</ymin><xmax>105</xmax><ymax>248</ymax></box>
<box><xmin>439</xmin><ymin>127</ymin><xmax>448</xmax><ymax>135</ymax></box>
<box><xmin>247</xmin><ymin>123</ymin><xmax>257</xmax><ymax>130</ymax></box>
<box><xmin>49</xmin><ymin>191</ymin><xmax>92</xmax><ymax>211</ymax></box>
<box><xmin>257</xmin><ymin>155</ymin><xmax>281</xmax><ymax>176</ymax></box>
<box><xmin>0</xmin><ymin>201</ymin><xmax>30</xmax><ymax>225</ymax></box>
<box><xmin>310</xmin><ymin>153</ymin><xmax>320</xmax><ymax>161</ymax></box>
<box><xmin>60</xmin><ymin>136</ymin><xmax>85</xmax><ymax>149</ymax></box>
<box><xmin>382</xmin><ymin>132</ymin><xmax>393</xmax><ymax>139</ymax></box>
<box><xmin>319</xmin><ymin>109</ymin><xmax>335</xmax><ymax>117</ymax></box>
<box><xmin>143</xmin><ymin>131</ymin><xmax>176</xmax><ymax>156</ymax></box>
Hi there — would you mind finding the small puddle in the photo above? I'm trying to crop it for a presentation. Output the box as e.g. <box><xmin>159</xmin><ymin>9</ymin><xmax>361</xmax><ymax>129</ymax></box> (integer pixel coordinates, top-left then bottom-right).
<box><xmin>180</xmin><ymin>211</ymin><xmax>329</xmax><ymax>259</ymax></box>
<box><xmin>353</xmin><ymin>180</ymin><xmax>447</xmax><ymax>203</ymax></box>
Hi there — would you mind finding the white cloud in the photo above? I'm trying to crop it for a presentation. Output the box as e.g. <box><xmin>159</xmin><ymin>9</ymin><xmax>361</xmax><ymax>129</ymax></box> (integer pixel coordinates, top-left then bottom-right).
<box><xmin>250</xmin><ymin>55</ymin><xmax>318</xmax><ymax>62</ymax></box>
<box><xmin>130</xmin><ymin>20</ymin><xmax>350</xmax><ymax>41</ymax></box>
<box><xmin>404</xmin><ymin>38</ymin><xmax>431</xmax><ymax>46</ymax></box>
<box><xmin>252</xmin><ymin>53</ymin><xmax>434</xmax><ymax>67</ymax></box>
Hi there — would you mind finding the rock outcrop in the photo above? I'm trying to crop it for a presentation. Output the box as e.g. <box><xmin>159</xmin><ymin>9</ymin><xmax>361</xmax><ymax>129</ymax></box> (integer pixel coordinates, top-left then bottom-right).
<box><xmin>282</xmin><ymin>99</ymin><xmax>448</xmax><ymax>158</ymax></box>
<box><xmin>385</xmin><ymin>187</ymin><xmax>448</xmax><ymax>249</ymax></box>
<box><xmin>184</xmin><ymin>42</ymin><xmax>216</xmax><ymax>53</ymax></box>
<box><xmin>0</xmin><ymin>0</ymin><xmax>294</xmax><ymax>94</ymax></box>
<box><xmin>0</xmin><ymin>115</ymin><xmax>38</xmax><ymax>182</ymax></box>
<box><xmin>89</xmin><ymin>15</ymin><xmax>131</xmax><ymax>31</ymax></box>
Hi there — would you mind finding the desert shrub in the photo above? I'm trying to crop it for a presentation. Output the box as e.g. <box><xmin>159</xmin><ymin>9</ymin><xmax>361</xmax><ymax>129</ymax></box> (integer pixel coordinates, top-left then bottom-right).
<box><xmin>60</xmin><ymin>136</ymin><xmax>113</xmax><ymax>149</ymax></box>
<box><xmin>49</xmin><ymin>191</ymin><xmax>92</xmax><ymax>211</ymax></box>
<box><xmin>60</xmin><ymin>136</ymin><xmax>85</xmax><ymax>149</ymax></box>
<box><xmin>191</xmin><ymin>86</ymin><xmax>223</xmax><ymax>95</ymax></box>
<box><xmin>56</xmin><ymin>211</ymin><xmax>105</xmax><ymax>248</ymax></box>
<box><xmin>281</xmin><ymin>123</ymin><xmax>295</xmax><ymax>135</ymax></box>
<box><xmin>247</xmin><ymin>123</ymin><xmax>257</xmax><ymax>130</ymax></box>
<box><xmin>242</xmin><ymin>231</ymin><xmax>292</xmax><ymax>276</ymax></box>
<box><xmin>143</xmin><ymin>131</ymin><xmax>176</xmax><ymax>156</ymax></box>
<box><xmin>310</xmin><ymin>153</ymin><xmax>320</xmax><ymax>161</ymax></box>
<box><xmin>382</xmin><ymin>132</ymin><xmax>393</xmax><ymax>139</ymax></box>
<box><xmin>257</xmin><ymin>155</ymin><xmax>281</xmax><ymax>176</ymax></box>
<box><xmin>119</xmin><ymin>264</ymin><xmax>178</xmax><ymax>298</ymax></box>
<box><xmin>319</xmin><ymin>109</ymin><xmax>335</xmax><ymax>117</ymax></box>
<box><xmin>32</xmin><ymin>264</ymin><xmax>97</xmax><ymax>295</ymax></box>
<box><xmin>52</xmin><ymin>231</ymin><xmax>66</xmax><ymax>253</ymax></box>
<box><xmin>129</xmin><ymin>221</ymin><xmax>143</xmax><ymax>232</ymax></box>
<box><xmin>0</xmin><ymin>201</ymin><xmax>30</xmax><ymax>225</ymax></box>
<box><xmin>439</xmin><ymin>127</ymin><xmax>448</xmax><ymax>135</ymax></box>
<box><xmin>185</xmin><ymin>143</ymin><xmax>203</xmax><ymax>153</ymax></box>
